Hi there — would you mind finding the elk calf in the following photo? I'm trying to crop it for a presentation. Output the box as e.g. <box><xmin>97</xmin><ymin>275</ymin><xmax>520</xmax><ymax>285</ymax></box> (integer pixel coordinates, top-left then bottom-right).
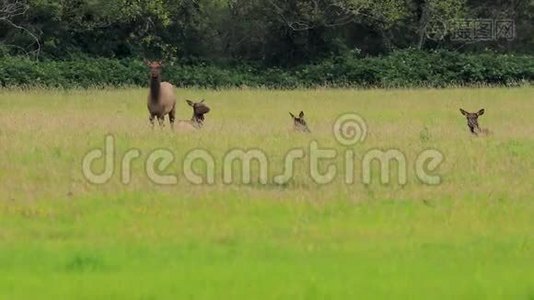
<box><xmin>289</xmin><ymin>111</ymin><xmax>311</xmax><ymax>133</ymax></box>
<box><xmin>460</xmin><ymin>108</ymin><xmax>489</xmax><ymax>136</ymax></box>
<box><xmin>146</xmin><ymin>61</ymin><xmax>176</xmax><ymax>129</ymax></box>
<box><xmin>175</xmin><ymin>99</ymin><xmax>211</xmax><ymax>130</ymax></box>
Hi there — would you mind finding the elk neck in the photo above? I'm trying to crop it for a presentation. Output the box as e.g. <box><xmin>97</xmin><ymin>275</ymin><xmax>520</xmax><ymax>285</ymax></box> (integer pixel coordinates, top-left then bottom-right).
<box><xmin>191</xmin><ymin>113</ymin><xmax>204</xmax><ymax>129</ymax></box>
<box><xmin>149</xmin><ymin>75</ymin><xmax>161</xmax><ymax>103</ymax></box>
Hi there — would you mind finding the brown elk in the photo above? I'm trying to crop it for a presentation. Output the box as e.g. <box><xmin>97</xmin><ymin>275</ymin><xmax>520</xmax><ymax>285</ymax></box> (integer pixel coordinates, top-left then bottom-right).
<box><xmin>175</xmin><ymin>99</ymin><xmax>211</xmax><ymax>130</ymax></box>
<box><xmin>289</xmin><ymin>111</ymin><xmax>311</xmax><ymax>133</ymax></box>
<box><xmin>460</xmin><ymin>108</ymin><xmax>490</xmax><ymax>136</ymax></box>
<box><xmin>146</xmin><ymin>60</ymin><xmax>176</xmax><ymax>129</ymax></box>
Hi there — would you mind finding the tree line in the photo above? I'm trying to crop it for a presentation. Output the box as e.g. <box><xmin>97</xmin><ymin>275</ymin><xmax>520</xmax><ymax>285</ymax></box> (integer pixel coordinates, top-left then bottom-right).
<box><xmin>0</xmin><ymin>0</ymin><xmax>533</xmax><ymax>65</ymax></box>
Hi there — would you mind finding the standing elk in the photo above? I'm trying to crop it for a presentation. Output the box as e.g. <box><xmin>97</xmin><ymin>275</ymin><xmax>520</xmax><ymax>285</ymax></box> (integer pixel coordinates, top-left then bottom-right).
<box><xmin>289</xmin><ymin>111</ymin><xmax>311</xmax><ymax>133</ymax></box>
<box><xmin>146</xmin><ymin>60</ymin><xmax>176</xmax><ymax>129</ymax></box>
<box><xmin>175</xmin><ymin>99</ymin><xmax>211</xmax><ymax>130</ymax></box>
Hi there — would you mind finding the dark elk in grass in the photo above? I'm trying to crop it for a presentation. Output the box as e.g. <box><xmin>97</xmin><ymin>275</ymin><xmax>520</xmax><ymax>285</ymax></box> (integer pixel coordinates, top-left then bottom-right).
<box><xmin>289</xmin><ymin>111</ymin><xmax>311</xmax><ymax>133</ymax></box>
<box><xmin>460</xmin><ymin>108</ymin><xmax>490</xmax><ymax>136</ymax></box>
<box><xmin>175</xmin><ymin>99</ymin><xmax>211</xmax><ymax>130</ymax></box>
<box><xmin>146</xmin><ymin>61</ymin><xmax>176</xmax><ymax>129</ymax></box>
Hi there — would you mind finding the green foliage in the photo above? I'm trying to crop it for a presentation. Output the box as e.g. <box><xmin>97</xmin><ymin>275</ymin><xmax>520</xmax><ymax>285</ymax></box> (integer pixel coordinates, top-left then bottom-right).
<box><xmin>2</xmin><ymin>0</ymin><xmax>533</xmax><ymax>64</ymax></box>
<box><xmin>0</xmin><ymin>50</ymin><xmax>532</xmax><ymax>88</ymax></box>
<box><xmin>0</xmin><ymin>57</ymin><xmax>146</xmax><ymax>88</ymax></box>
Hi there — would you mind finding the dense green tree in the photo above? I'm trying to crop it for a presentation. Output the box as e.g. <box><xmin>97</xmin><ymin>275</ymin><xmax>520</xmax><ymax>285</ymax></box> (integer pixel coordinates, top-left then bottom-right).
<box><xmin>0</xmin><ymin>0</ymin><xmax>532</xmax><ymax>64</ymax></box>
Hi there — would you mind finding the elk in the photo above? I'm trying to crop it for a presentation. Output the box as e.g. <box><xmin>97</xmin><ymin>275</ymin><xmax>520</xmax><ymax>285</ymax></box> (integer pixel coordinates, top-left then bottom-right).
<box><xmin>146</xmin><ymin>60</ymin><xmax>176</xmax><ymax>129</ymax></box>
<box><xmin>175</xmin><ymin>99</ymin><xmax>211</xmax><ymax>130</ymax></box>
<box><xmin>289</xmin><ymin>111</ymin><xmax>311</xmax><ymax>133</ymax></box>
<box><xmin>460</xmin><ymin>108</ymin><xmax>490</xmax><ymax>136</ymax></box>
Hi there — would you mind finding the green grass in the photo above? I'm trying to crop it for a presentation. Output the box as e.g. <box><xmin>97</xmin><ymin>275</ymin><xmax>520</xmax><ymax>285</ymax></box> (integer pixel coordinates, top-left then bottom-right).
<box><xmin>0</xmin><ymin>87</ymin><xmax>533</xmax><ymax>299</ymax></box>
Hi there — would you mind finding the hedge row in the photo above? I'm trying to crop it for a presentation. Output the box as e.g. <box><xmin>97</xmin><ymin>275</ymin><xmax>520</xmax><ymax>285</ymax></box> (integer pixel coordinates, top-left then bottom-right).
<box><xmin>1</xmin><ymin>50</ymin><xmax>533</xmax><ymax>89</ymax></box>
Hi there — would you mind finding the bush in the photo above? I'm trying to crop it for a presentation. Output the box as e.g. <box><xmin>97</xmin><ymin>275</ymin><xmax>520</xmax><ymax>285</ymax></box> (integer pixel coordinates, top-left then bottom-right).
<box><xmin>0</xmin><ymin>50</ymin><xmax>533</xmax><ymax>89</ymax></box>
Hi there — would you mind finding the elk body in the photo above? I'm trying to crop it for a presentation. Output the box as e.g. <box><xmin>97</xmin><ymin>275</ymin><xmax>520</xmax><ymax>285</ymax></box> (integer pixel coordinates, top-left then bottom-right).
<box><xmin>175</xmin><ymin>99</ymin><xmax>211</xmax><ymax>130</ymax></box>
<box><xmin>460</xmin><ymin>108</ymin><xmax>490</xmax><ymax>136</ymax></box>
<box><xmin>146</xmin><ymin>61</ymin><xmax>176</xmax><ymax>129</ymax></box>
<box><xmin>289</xmin><ymin>111</ymin><xmax>311</xmax><ymax>133</ymax></box>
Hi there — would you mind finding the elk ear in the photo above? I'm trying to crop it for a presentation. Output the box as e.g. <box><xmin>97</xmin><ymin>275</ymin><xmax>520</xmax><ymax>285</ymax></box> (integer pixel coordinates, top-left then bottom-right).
<box><xmin>186</xmin><ymin>100</ymin><xmax>194</xmax><ymax>107</ymax></box>
<box><xmin>460</xmin><ymin>108</ymin><xmax>468</xmax><ymax>116</ymax></box>
<box><xmin>144</xmin><ymin>59</ymin><xmax>151</xmax><ymax>66</ymax></box>
<box><xmin>299</xmin><ymin>111</ymin><xmax>304</xmax><ymax>118</ymax></box>
<box><xmin>289</xmin><ymin>112</ymin><xmax>295</xmax><ymax>119</ymax></box>
<box><xmin>477</xmin><ymin>109</ymin><xmax>485</xmax><ymax>116</ymax></box>
<box><xmin>158</xmin><ymin>61</ymin><xmax>164</xmax><ymax>67</ymax></box>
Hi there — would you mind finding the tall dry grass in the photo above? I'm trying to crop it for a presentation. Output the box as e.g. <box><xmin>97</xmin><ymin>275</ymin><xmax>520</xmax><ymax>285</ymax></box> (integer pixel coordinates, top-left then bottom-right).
<box><xmin>0</xmin><ymin>87</ymin><xmax>533</xmax><ymax>298</ymax></box>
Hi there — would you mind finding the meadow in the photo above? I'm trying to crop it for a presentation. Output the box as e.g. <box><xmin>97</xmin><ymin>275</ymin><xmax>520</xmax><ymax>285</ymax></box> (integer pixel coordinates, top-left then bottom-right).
<box><xmin>0</xmin><ymin>87</ymin><xmax>533</xmax><ymax>299</ymax></box>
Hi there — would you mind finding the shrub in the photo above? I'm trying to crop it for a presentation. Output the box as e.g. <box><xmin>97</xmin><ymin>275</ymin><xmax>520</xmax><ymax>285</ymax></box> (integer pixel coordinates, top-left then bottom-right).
<box><xmin>0</xmin><ymin>50</ymin><xmax>532</xmax><ymax>89</ymax></box>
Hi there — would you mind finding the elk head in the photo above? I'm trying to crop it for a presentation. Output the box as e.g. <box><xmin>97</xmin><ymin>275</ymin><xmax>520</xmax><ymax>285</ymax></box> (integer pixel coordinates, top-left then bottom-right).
<box><xmin>460</xmin><ymin>108</ymin><xmax>485</xmax><ymax>135</ymax></box>
<box><xmin>145</xmin><ymin>60</ymin><xmax>164</xmax><ymax>79</ymax></box>
<box><xmin>186</xmin><ymin>99</ymin><xmax>210</xmax><ymax>128</ymax></box>
<box><xmin>289</xmin><ymin>111</ymin><xmax>310</xmax><ymax>133</ymax></box>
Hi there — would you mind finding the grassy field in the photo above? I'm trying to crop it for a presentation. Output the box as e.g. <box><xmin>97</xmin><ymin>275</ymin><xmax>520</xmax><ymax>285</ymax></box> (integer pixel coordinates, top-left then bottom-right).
<box><xmin>0</xmin><ymin>87</ymin><xmax>533</xmax><ymax>299</ymax></box>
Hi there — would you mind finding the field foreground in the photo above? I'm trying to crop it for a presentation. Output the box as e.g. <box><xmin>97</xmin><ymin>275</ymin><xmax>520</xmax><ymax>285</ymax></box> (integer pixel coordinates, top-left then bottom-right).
<box><xmin>0</xmin><ymin>87</ymin><xmax>533</xmax><ymax>299</ymax></box>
